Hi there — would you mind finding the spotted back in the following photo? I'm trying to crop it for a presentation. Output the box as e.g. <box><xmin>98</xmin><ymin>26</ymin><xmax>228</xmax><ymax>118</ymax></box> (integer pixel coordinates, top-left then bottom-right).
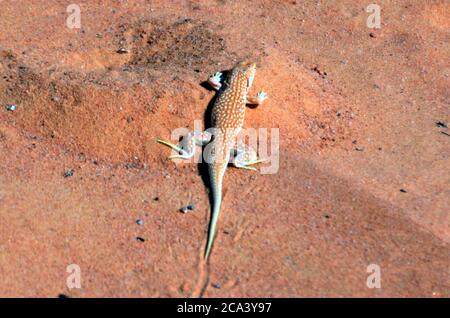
<box><xmin>208</xmin><ymin>62</ymin><xmax>256</xmax><ymax>167</ymax></box>
<box><xmin>211</xmin><ymin>61</ymin><xmax>256</xmax><ymax>130</ymax></box>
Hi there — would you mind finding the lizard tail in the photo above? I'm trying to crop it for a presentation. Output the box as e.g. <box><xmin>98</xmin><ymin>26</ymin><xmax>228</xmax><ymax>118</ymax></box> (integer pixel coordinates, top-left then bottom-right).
<box><xmin>204</xmin><ymin>163</ymin><xmax>226</xmax><ymax>259</ymax></box>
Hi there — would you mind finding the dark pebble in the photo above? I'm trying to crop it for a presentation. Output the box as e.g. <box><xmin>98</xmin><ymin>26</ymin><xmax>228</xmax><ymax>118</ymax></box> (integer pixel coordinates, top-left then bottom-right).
<box><xmin>116</xmin><ymin>48</ymin><xmax>128</xmax><ymax>54</ymax></box>
<box><xmin>64</xmin><ymin>169</ymin><xmax>74</xmax><ymax>178</ymax></box>
<box><xmin>136</xmin><ymin>237</ymin><xmax>145</xmax><ymax>242</ymax></box>
<box><xmin>400</xmin><ymin>188</ymin><xmax>408</xmax><ymax>193</ymax></box>
<box><xmin>5</xmin><ymin>104</ymin><xmax>16</xmax><ymax>111</ymax></box>
<box><xmin>435</xmin><ymin>121</ymin><xmax>448</xmax><ymax>128</ymax></box>
<box><xmin>212</xmin><ymin>283</ymin><xmax>221</xmax><ymax>289</ymax></box>
<box><xmin>136</xmin><ymin>219</ymin><xmax>144</xmax><ymax>225</ymax></box>
<box><xmin>180</xmin><ymin>204</ymin><xmax>195</xmax><ymax>213</ymax></box>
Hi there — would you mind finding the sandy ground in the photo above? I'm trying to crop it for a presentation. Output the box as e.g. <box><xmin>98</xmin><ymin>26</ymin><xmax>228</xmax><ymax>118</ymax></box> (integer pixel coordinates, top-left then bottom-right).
<box><xmin>0</xmin><ymin>0</ymin><xmax>448</xmax><ymax>297</ymax></box>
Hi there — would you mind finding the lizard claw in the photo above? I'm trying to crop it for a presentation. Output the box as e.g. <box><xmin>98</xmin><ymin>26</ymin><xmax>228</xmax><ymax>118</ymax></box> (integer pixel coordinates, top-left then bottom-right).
<box><xmin>236</xmin><ymin>165</ymin><xmax>258</xmax><ymax>171</ymax></box>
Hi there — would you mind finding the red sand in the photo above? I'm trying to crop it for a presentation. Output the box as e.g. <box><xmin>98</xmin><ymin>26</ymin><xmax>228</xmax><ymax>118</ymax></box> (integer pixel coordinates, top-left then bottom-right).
<box><xmin>0</xmin><ymin>1</ymin><xmax>448</xmax><ymax>297</ymax></box>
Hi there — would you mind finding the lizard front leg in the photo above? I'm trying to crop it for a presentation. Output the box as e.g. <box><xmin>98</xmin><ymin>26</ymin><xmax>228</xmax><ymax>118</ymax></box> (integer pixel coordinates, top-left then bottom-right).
<box><xmin>157</xmin><ymin>131</ymin><xmax>212</xmax><ymax>160</ymax></box>
<box><xmin>230</xmin><ymin>144</ymin><xmax>265</xmax><ymax>171</ymax></box>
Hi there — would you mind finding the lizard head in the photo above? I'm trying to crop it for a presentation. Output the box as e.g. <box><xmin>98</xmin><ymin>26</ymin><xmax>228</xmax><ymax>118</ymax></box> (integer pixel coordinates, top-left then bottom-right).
<box><xmin>234</xmin><ymin>61</ymin><xmax>257</xmax><ymax>89</ymax></box>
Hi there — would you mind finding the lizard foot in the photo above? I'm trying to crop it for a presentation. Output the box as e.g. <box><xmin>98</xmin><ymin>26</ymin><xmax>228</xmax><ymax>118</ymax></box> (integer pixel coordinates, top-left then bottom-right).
<box><xmin>157</xmin><ymin>138</ymin><xmax>192</xmax><ymax>160</ymax></box>
<box><xmin>208</xmin><ymin>72</ymin><xmax>223</xmax><ymax>91</ymax></box>
<box><xmin>157</xmin><ymin>131</ymin><xmax>211</xmax><ymax>160</ymax></box>
<box><xmin>256</xmin><ymin>91</ymin><xmax>268</xmax><ymax>103</ymax></box>
<box><xmin>230</xmin><ymin>145</ymin><xmax>265</xmax><ymax>171</ymax></box>
<box><xmin>246</xmin><ymin>91</ymin><xmax>268</xmax><ymax>105</ymax></box>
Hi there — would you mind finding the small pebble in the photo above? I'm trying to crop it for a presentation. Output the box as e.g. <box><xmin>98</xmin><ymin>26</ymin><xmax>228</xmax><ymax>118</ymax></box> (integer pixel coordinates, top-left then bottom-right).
<box><xmin>136</xmin><ymin>219</ymin><xmax>144</xmax><ymax>225</ymax></box>
<box><xmin>179</xmin><ymin>204</ymin><xmax>195</xmax><ymax>213</ymax></box>
<box><xmin>212</xmin><ymin>283</ymin><xmax>221</xmax><ymax>289</ymax></box>
<box><xmin>136</xmin><ymin>236</ymin><xmax>145</xmax><ymax>242</ymax></box>
<box><xmin>116</xmin><ymin>48</ymin><xmax>128</xmax><ymax>54</ymax></box>
<box><xmin>63</xmin><ymin>169</ymin><xmax>74</xmax><ymax>178</ymax></box>
<box><xmin>400</xmin><ymin>188</ymin><xmax>408</xmax><ymax>193</ymax></box>
<box><xmin>435</xmin><ymin>121</ymin><xmax>448</xmax><ymax>128</ymax></box>
<box><xmin>5</xmin><ymin>104</ymin><xmax>16</xmax><ymax>111</ymax></box>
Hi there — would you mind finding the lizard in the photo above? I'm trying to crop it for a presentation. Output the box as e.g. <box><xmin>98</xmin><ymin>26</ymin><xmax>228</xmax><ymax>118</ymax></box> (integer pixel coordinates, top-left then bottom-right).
<box><xmin>157</xmin><ymin>61</ymin><xmax>268</xmax><ymax>260</ymax></box>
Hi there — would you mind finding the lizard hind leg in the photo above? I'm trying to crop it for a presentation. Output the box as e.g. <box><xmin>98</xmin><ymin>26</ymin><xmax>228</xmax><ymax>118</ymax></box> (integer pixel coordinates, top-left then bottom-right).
<box><xmin>157</xmin><ymin>131</ymin><xmax>211</xmax><ymax>160</ymax></box>
<box><xmin>230</xmin><ymin>144</ymin><xmax>266</xmax><ymax>171</ymax></box>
